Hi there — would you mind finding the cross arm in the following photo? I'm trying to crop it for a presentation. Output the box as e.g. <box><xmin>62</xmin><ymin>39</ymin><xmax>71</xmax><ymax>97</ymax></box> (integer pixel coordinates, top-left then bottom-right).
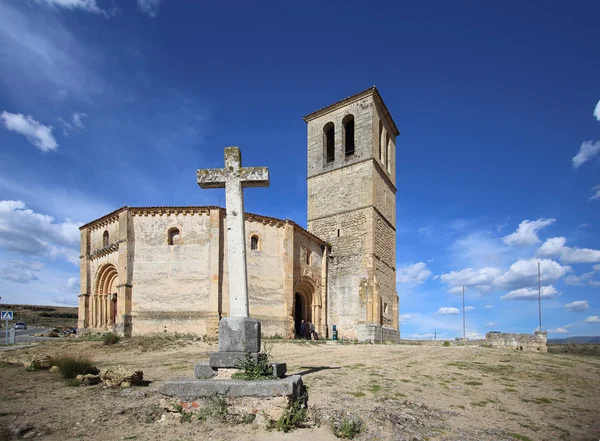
<box><xmin>197</xmin><ymin>169</ymin><xmax>227</xmax><ymax>189</ymax></box>
<box><xmin>240</xmin><ymin>167</ymin><xmax>269</xmax><ymax>188</ymax></box>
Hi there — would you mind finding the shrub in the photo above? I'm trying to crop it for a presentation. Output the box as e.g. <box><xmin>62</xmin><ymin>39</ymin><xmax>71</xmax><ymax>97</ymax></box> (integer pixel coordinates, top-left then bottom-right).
<box><xmin>102</xmin><ymin>333</ymin><xmax>121</xmax><ymax>345</ymax></box>
<box><xmin>442</xmin><ymin>341</ymin><xmax>451</xmax><ymax>347</ymax></box>
<box><xmin>233</xmin><ymin>344</ymin><xmax>274</xmax><ymax>380</ymax></box>
<box><xmin>47</xmin><ymin>331</ymin><xmax>60</xmax><ymax>338</ymax></box>
<box><xmin>333</xmin><ymin>415</ymin><xmax>362</xmax><ymax>439</ymax></box>
<box><xmin>275</xmin><ymin>392</ymin><xmax>307</xmax><ymax>432</ymax></box>
<box><xmin>54</xmin><ymin>354</ymin><xmax>97</xmax><ymax>379</ymax></box>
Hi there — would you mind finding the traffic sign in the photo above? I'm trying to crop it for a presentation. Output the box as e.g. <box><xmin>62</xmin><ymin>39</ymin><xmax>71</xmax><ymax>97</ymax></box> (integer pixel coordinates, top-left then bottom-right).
<box><xmin>1</xmin><ymin>311</ymin><xmax>13</xmax><ymax>320</ymax></box>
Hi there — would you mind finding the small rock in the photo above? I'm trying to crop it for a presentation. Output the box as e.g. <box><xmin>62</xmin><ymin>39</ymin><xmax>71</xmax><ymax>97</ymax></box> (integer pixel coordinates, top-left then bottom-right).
<box><xmin>22</xmin><ymin>431</ymin><xmax>36</xmax><ymax>439</ymax></box>
<box><xmin>49</xmin><ymin>366</ymin><xmax>59</xmax><ymax>373</ymax></box>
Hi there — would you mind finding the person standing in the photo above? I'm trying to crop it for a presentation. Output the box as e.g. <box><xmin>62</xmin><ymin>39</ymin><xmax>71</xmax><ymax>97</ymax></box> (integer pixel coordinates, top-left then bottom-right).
<box><xmin>299</xmin><ymin>320</ymin><xmax>306</xmax><ymax>339</ymax></box>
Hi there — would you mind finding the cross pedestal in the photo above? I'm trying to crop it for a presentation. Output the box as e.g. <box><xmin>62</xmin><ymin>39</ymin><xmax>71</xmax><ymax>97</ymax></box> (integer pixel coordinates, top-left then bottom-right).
<box><xmin>197</xmin><ymin>147</ymin><xmax>269</xmax><ymax>372</ymax></box>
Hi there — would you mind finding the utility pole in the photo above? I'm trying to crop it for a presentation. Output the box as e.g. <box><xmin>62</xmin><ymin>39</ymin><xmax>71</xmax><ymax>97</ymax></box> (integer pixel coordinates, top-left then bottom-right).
<box><xmin>538</xmin><ymin>262</ymin><xmax>542</xmax><ymax>331</ymax></box>
<box><xmin>434</xmin><ymin>330</ymin><xmax>437</xmax><ymax>340</ymax></box>
<box><xmin>462</xmin><ymin>286</ymin><xmax>466</xmax><ymax>340</ymax></box>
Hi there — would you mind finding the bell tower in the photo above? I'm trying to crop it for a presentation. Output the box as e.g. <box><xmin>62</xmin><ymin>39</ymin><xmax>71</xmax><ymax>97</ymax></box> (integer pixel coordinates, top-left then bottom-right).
<box><xmin>304</xmin><ymin>87</ymin><xmax>400</xmax><ymax>342</ymax></box>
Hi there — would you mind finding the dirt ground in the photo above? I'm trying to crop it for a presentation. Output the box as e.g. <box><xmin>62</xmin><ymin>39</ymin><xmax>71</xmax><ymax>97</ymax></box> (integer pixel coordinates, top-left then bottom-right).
<box><xmin>1</xmin><ymin>337</ymin><xmax>599</xmax><ymax>441</ymax></box>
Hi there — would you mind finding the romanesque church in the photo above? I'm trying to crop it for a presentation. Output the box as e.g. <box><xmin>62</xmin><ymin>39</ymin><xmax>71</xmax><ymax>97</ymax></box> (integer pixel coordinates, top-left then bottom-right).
<box><xmin>77</xmin><ymin>87</ymin><xmax>400</xmax><ymax>342</ymax></box>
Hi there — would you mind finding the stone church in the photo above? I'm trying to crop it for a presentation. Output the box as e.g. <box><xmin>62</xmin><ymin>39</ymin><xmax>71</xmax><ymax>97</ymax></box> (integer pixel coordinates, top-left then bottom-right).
<box><xmin>77</xmin><ymin>87</ymin><xmax>400</xmax><ymax>342</ymax></box>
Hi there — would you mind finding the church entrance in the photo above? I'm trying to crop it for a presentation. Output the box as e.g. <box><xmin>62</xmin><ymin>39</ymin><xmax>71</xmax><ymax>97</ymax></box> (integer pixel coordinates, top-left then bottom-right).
<box><xmin>294</xmin><ymin>292</ymin><xmax>310</xmax><ymax>338</ymax></box>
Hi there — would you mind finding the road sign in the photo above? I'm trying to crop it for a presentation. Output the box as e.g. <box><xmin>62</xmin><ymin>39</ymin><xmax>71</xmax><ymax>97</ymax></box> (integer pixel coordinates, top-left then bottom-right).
<box><xmin>1</xmin><ymin>311</ymin><xmax>13</xmax><ymax>320</ymax></box>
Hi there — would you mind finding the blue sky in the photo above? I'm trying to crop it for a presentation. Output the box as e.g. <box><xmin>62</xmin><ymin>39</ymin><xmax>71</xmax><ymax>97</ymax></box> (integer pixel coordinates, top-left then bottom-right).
<box><xmin>0</xmin><ymin>0</ymin><xmax>599</xmax><ymax>339</ymax></box>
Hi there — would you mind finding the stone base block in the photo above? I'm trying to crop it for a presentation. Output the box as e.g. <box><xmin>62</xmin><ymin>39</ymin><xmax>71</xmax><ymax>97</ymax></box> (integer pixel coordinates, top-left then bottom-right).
<box><xmin>159</xmin><ymin>375</ymin><xmax>305</xmax><ymax>401</ymax></box>
<box><xmin>218</xmin><ymin>317</ymin><xmax>261</xmax><ymax>353</ymax></box>
<box><xmin>209</xmin><ymin>351</ymin><xmax>259</xmax><ymax>368</ymax></box>
<box><xmin>194</xmin><ymin>363</ymin><xmax>217</xmax><ymax>379</ymax></box>
<box><xmin>269</xmin><ymin>362</ymin><xmax>287</xmax><ymax>378</ymax></box>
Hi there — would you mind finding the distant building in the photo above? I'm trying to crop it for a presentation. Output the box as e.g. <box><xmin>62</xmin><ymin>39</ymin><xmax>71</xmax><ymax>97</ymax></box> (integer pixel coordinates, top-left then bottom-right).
<box><xmin>78</xmin><ymin>87</ymin><xmax>400</xmax><ymax>342</ymax></box>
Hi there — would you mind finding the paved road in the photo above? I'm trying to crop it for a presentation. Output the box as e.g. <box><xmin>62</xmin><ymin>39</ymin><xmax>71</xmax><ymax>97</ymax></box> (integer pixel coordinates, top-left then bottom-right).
<box><xmin>0</xmin><ymin>327</ymin><xmax>53</xmax><ymax>347</ymax></box>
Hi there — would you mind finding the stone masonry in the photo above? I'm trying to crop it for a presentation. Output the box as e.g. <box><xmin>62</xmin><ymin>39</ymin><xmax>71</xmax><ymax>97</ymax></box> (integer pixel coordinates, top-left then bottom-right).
<box><xmin>304</xmin><ymin>87</ymin><xmax>400</xmax><ymax>340</ymax></box>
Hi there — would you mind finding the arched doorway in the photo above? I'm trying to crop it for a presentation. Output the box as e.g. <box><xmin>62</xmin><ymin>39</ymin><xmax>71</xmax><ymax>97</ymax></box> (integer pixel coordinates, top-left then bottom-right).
<box><xmin>294</xmin><ymin>292</ymin><xmax>311</xmax><ymax>338</ymax></box>
<box><xmin>293</xmin><ymin>276</ymin><xmax>321</xmax><ymax>339</ymax></box>
<box><xmin>92</xmin><ymin>263</ymin><xmax>119</xmax><ymax>331</ymax></box>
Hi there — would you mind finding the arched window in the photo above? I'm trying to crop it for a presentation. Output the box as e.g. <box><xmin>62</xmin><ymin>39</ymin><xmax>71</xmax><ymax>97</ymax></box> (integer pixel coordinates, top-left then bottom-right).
<box><xmin>323</xmin><ymin>122</ymin><xmax>335</xmax><ymax>163</ymax></box>
<box><xmin>168</xmin><ymin>227</ymin><xmax>181</xmax><ymax>245</ymax></box>
<box><xmin>378</xmin><ymin>120</ymin><xmax>383</xmax><ymax>162</ymax></box>
<box><xmin>102</xmin><ymin>230</ymin><xmax>109</xmax><ymax>247</ymax></box>
<box><xmin>343</xmin><ymin>115</ymin><xmax>355</xmax><ymax>157</ymax></box>
<box><xmin>305</xmin><ymin>250</ymin><xmax>311</xmax><ymax>265</ymax></box>
<box><xmin>250</xmin><ymin>235</ymin><xmax>259</xmax><ymax>251</ymax></box>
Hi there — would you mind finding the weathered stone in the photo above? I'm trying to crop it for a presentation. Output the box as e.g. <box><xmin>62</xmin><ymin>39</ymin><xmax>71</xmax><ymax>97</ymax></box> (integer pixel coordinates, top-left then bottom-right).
<box><xmin>49</xmin><ymin>365</ymin><xmax>59</xmax><ymax>373</ymax></box>
<box><xmin>269</xmin><ymin>362</ymin><xmax>287</xmax><ymax>378</ymax></box>
<box><xmin>194</xmin><ymin>362</ymin><xmax>217</xmax><ymax>379</ymax></box>
<box><xmin>31</xmin><ymin>355</ymin><xmax>53</xmax><ymax>370</ymax></box>
<box><xmin>159</xmin><ymin>374</ymin><xmax>305</xmax><ymax>401</ymax></box>
<box><xmin>77</xmin><ymin>374</ymin><xmax>101</xmax><ymax>386</ymax></box>
<box><xmin>486</xmin><ymin>331</ymin><xmax>547</xmax><ymax>353</ymax></box>
<box><xmin>100</xmin><ymin>368</ymin><xmax>143</xmax><ymax>388</ymax></box>
<box><xmin>209</xmin><ymin>351</ymin><xmax>259</xmax><ymax>368</ymax></box>
<box><xmin>217</xmin><ymin>317</ymin><xmax>261</xmax><ymax>353</ymax></box>
<box><xmin>197</xmin><ymin>146</ymin><xmax>269</xmax><ymax>318</ymax></box>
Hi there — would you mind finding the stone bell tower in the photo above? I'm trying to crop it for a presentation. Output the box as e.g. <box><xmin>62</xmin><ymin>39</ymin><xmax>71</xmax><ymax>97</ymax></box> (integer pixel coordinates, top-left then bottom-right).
<box><xmin>303</xmin><ymin>87</ymin><xmax>400</xmax><ymax>342</ymax></box>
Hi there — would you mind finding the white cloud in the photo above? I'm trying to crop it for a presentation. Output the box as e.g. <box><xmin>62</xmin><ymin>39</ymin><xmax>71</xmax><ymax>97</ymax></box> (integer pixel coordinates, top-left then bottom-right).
<box><xmin>1</xmin><ymin>111</ymin><xmax>58</xmax><ymax>152</ymax></box>
<box><xmin>594</xmin><ymin>99</ymin><xmax>600</xmax><ymax>122</ymax></box>
<box><xmin>399</xmin><ymin>314</ymin><xmax>412</xmax><ymax>323</ymax></box>
<box><xmin>584</xmin><ymin>316</ymin><xmax>600</xmax><ymax>324</ymax></box>
<box><xmin>59</xmin><ymin>111</ymin><xmax>87</xmax><ymax>136</ymax></box>
<box><xmin>438</xmin><ymin>307</ymin><xmax>460</xmax><ymax>315</ymax></box>
<box><xmin>137</xmin><ymin>0</ymin><xmax>161</xmax><ymax>17</ymax></box>
<box><xmin>591</xmin><ymin>280</ymin><xmax>600</xmax><ymax>287</ymax></box>
<box><xmin>484</xmin><ymin>305</ymin><xmax>493</xmax><ymax>309</ymax></box>
<box><xmin>464</xmin><ymin>306</ymin><xmax>475</xmax><ymax>311</ymax></box>
<box><xmin>538</xmin><ymin>237</ymin><xmax>600</xmax><ymax>263</ymax></box>
<box><xmin>500</xmin><ymin>285</ymin><xmax>559</xmax><ymax>301</ymax></box>
<box><xmin>502</xmin><ymin>218</ymin><xmax>555</xmax><ymax>246</ymax></box>
<box><xmin>564</xmin><ymin>300</ymin><xmax>589</xmax><ymax>312</ymax></box>
<box><xmin>441</xmin><ymin>258</ymin><xmax>570</xmax><ymax>294</ymax></box>
<box><xmin>0</xmin><ymin>260</ymin><xmax>43</xmax><ymax>283</ymax></box>
<box><xmin>548</xmin><ymin>327</ymin><xmax>569</xmax><ymax>334</ymax></box>
<box><xmin>397</xmin><ymin>262</ymin><xmax>432</xmax><ymax>284</ymax></box>
<box><xmin>35</xmin><ymin>0</ymin><xmax>105</xmax><ymax>14</ymax></box>
<box><xmin>565</xmin><ymin>273</ymin><xmax>595</xmax><ymax>286</ymax></box>
<box><xmin>486</xmin><ymin>322</ymin><xmax>497</xmax><ymax>327</ymax></box>
<box><xmin>0</xmin><ymin>200</ymin><xmax>80</xmax><ymax>265</ymax></box>
<box><xmin>594</xmin><ymin>264</ymin><xmax>600</xmax><ymax>271</ymax></box>
<box><xmin>572</xmin><ymin>140</ymin><xmax>600</xmax><ymax>169</ymax></box>
<box><xmin>589</xmin><ymin>184</ymin><xmax>600</xmax><ymax>202</ymax></box>
<box><xmin>450</xmin><ymin>232</ymin><xmax>509</xmax><ymax>268</ymax></box>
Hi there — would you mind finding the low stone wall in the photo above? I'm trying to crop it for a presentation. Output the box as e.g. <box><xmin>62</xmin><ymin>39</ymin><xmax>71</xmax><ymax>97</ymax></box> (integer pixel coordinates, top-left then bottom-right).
<box><xmin>397</xmin><ymin>339</ymin><xmax>486</xmax><ymax>347</ymax></box>
<box><xmin>485</xmin><ymin>331</ymin><xmax>547</xmax><ymax>353</ymax></box>
<box><xmin>357</xmin><ymin>324</ymin><xmax>399</xmax><ymax>343</ymax></box>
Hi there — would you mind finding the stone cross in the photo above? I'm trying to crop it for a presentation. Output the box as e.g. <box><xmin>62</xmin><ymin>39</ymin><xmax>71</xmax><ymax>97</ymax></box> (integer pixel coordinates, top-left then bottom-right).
<box><xmin>197</xmin><ymin>147</ymin><xmax>269</xmax><ymax>318</ymax></box>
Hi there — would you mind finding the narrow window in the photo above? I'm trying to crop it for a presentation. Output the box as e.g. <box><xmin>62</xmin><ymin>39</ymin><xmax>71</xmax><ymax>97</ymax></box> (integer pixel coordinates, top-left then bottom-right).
<box><xmin>305</xmin><ymin>250</ymin><xmax>311</xmax><ymax>265</ymax></box>
<box><xmin>324</xmin><ymin>122</ymin><xmax>335</xmax><ymax>163</ymax></box>
<box><xmin>384</xmin><ymin>303</ymin><xmax>389</xmax><ymax>314</ymax></box>
<box><xmin>343</xmin><ymin>115</ymin><xmax>355</xmax><ymax>157</ymax></box>
<box><xmin>251</xmin><ymin>235</ymin><xmax>259</xmax><ymax>250</ymax></box>
<box><xmin>168</xmin><ymin>227</ymin><xmax>181</xmax><ymax>245</ymax></box>
<box><xmin>337</xmin><ymin>229</ymin><xmax>340</xmax><ymax>237</ymax></box>
<box><xmin>378</xmin><ymin>120</ymin><xmax>383</xmax><ymax>162</ymax></box>
<box><xmin>386</xmin><ymin>134</ymin><xmax>391</xmax><ymax>172</ymax></box>
<box><xmin>385</xmin><ymin>133</ymin><xmax>390</xmax><ymax>171</ymax></box>
<box><xmin>102</xmin><ymin>230</ymin><xmax>109</xmax><ymax>247</ymax></box>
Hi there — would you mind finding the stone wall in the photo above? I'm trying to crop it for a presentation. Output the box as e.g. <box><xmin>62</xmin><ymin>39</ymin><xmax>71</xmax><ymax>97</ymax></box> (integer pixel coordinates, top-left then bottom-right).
<box><xmin>357</xmin><ymin>324</ymin><xmax>399</xmax><ymax>343</ymax></box>
<box><xmin>485</xmin><ymin>331</ymin><xmax>548</xmax><ymax>353</ymax></box>
<box><xmin>130</xmin><ymin>211</ymin><xmax>214</xmax><ymax>336</ymax></box>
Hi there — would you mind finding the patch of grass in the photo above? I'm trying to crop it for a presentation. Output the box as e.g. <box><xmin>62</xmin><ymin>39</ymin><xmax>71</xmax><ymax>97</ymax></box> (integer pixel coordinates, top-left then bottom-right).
<box><xmin>102</xmin><ymin>332</ymin><xmax>121</xmax><ymax>345</ymax></box>
<box><xmin>346</xmin><ymin>391</ymin><xmax>365</xmax><ymax>398</ymax></box>
<box><xmin>241</xmin><ymin>413</ymin><xmax>256</xmax><ymax>424</ymax></box>
<box><xmin>54</xmin><ymin>354</ymin><xmax>97</xmax><ymax>379</ymax></box>
<box><xmin>394</xmin><ymin>392</ymin><xmax>406</xmax><ymax>398</ymax></box>
<box><xmin>344</xmin><ymin>363</ymin><xmax>366</xmax><ymax>370</ymax></box>
<box><xmin>521</xmin><ymin>397</ymin><xmax>552</xmax><ymax>404</ymax></box>
<box><xmin>504</xmin><ymin>388</ymin><xmax>517</xmax><ymax>393</ymax></box>
<box><xmin>332</xmin><ymin>415</ymin><xmax>362</xmax><ymax>439</ymax></box>
<box><xmin>370</xmin><ymin>384</ymin><xmax>381</xmax><ymax>393</ymax></box>
<box><xmin>470</xmin><ymin>401</ymin><xmax>488</xmax><ymax>407</ymax></box>
<box><xmin>399</xmin><ymin>379</ymin><xmax>411</xmax><ymax>383</ymax></box>
<box><xmin>168</xmin><ymin>365</ymin><xmax>190</xmax><ymax>371</ymax></box>
<box><xmin>554</xmin><ymin>388</ymin><xmax>566</xmax><ymax>393</ymax></box>
<box><xmin>465</xmin><ymin>381</ymin><xmax>483</xmax><ymax>386</ymax></box>
<box><xmin>509</xmin><ymin>433</ymin><xmax>533</xmax><ymax>441</ymax></box>
<box><xmin>442</xmin><ymin>341</ymin><xmax>451</xmax><ymax>347</ymax></box>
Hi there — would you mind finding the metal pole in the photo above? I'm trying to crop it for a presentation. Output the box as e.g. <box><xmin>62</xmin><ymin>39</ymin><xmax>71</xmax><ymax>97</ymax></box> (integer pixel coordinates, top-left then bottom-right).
<box><xmin>462</xmin><ymin>286</ymin><xmax>466</xmax><ymax>340</ymax></box>
<box><xmin>4</xmin><ymin>320</ymin><xmax>7</xmax><ymax>345</ymax></box>
<box><xmin>538</xmin><ymin>262</ymin><xmax>542</xmax><ymax>331</ymax></box>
